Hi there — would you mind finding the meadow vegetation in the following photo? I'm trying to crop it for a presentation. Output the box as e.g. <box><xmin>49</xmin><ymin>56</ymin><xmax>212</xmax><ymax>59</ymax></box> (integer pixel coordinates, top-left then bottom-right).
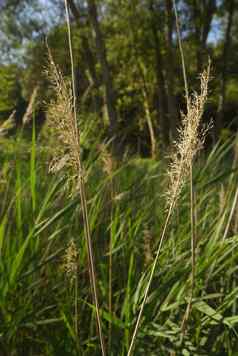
<box><xmin>0</xmin><ymin>0</ymin><xmax>238</xmax><ymax>355</ymax></box>
<box><xmin>1</xmin><ymin>92</ymin><xmax>238</xmax><ymax>355</ymax></box>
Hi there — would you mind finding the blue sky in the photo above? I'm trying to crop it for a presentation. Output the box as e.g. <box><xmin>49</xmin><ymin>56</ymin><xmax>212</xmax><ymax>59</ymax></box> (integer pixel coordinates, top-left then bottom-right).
<box><xmin>208</xmin><ymin>18</ymin><xmax>223</xmax><ymax>44</ymax></box>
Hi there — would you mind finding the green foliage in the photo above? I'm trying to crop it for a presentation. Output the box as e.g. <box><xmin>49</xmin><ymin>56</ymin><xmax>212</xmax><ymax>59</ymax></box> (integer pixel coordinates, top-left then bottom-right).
<box><xmin>0</xmin><ymin>64</ymin><xmax>22</xmax><ymax>117</ymax></box>
<box><xmin>1</xmin><ymin>123</ymin><xmax>238</xmax><ymax>354</ymax></box>
<box><xmin>1</xmin><ymin>0</ymin><xmax>238</xmax><ymax>147</ymax></box>
<box><xmin>1</xmin><ymin>0</ymin><xmax>238</xmax><ymax>354</ymax></box>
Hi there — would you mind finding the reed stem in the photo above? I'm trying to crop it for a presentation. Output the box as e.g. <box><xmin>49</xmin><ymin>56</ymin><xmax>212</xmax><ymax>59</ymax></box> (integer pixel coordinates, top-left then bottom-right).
<box><xmin>64</xmin><ymin>1</ymin><xmax>106</xmax><ymax>355</ymax></box>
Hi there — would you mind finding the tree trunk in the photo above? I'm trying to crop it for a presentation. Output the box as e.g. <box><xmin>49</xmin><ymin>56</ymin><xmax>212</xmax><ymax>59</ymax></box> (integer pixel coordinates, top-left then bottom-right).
<box><xmin>192</xmin><ymin>0</ymin><xmax>203</xmax><ymax>72</ymax></box>
<box><xmin>216</xmin><ymin>0</ymin><xmax>235</xmax><ymax>138</ymax></box>
<box><xmin>164</xmin><ymin>0</ymin><xmax>179</xmax><ymax>139</ymax></box>
<box><xmin>87</xmin><ymin>0</ymin><xmax>118</xmax><ymax>137</ymax></box>
<box><xmin>127</xmin><ymin>1</ymin><xmax>157</xmax><ymax>158</ymax></box>
<box><xmin>201</xmin><ymin>0</ymin><xmax>216</xmax><ymax>48</ymax></box>
<box><xmin>138</xmin><ymin>62</ymin><xmax>157</xmax><ymax>159</ymax></box>
<box><xmin>67</xmin><ymin>0</ymin><xmax>101</xmax><ymax>112</ymax></box>
<box><xmin>149</xmin><ymin>1</ymin><xmax>170</xmax><ymax>148</ymax></box>
<box><xmin>192</xmin><ymin>0</ymin><xmax>216</xmax><ymax>72</ymax></box>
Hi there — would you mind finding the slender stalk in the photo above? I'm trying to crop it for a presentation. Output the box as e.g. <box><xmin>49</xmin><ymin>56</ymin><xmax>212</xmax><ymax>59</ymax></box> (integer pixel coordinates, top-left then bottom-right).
<box><xmin>127</xmin><ymin>110</ymin><xmax>206</xmax><ymax>354</ymax></box>
<box><xmin>190</xmin><ymin>165</ymin><xmax>196</xmax><ymax>303</ymax></box>
<box><xmin>141</xmin><ymin>78</ymin><xmax>157</xmax><ymax>159</ymax></box>
<box><xmin>223</xmin><ymin>184</ymin><xmax>238</xmax><ymax>240</ymax></box>
<box><xmin>108</xmin><ymin>180</ymin><xmax>114</xmax><ymax>353</ymax></box>
<box><xmin>74</xmin><ymin>264</ymin><xmax>80</xmax><ymax>350</ymax></box>
<box><xmin>127</xmin><ymin>201</ymin><xmax>175</xmax><ymax>356</ymax></box>
<box><xmin>64</xmin><ymin>1</ymin><xmax>106</xmax><ymax>355</ymax></box>
<box><xmin>127</xmin><ymin>3</ymin><xmax>210</xmax><ymax>353</ymax></box>
<box><xmin>79</xmin><ymin>175</ymin><xmax>106</xmax><ymax>356</ymax></box>
<box><xmin>75</xmin><ymin>268</ymin><xmax>78</xmax><ymax>336</ymax></box>
<box><xmin>181</xmin><ymin>163</ymin><xmax>196</xmax><ymax>335</ymax></box>
<box><xmin>173</xmin><ymin>0</ymin><xmax>197</xmax><ymax>335</ymax></box>
<box><xmin>127</xmin><ymin>157</ymin><xmax>190</xmax><ymax>355</ymax></box>
<box><xmin>173</xmin><ymin>0</ymin><xmax>189</xmax><ymax>107</ymax></box>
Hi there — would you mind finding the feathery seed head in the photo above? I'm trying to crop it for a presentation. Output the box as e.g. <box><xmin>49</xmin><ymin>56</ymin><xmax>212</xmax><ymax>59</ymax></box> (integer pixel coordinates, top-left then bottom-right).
<box><xmin>167</xmin><ymin>63</ymin><xmax>211</xmax><ymax>207</ymax></box>
<box><xmin>46</xmin><ymin>50</ymin><xmax>81</xmax><ymax>178</ymax></box>
<box><xmin>62</xmin><ymin>239</ymin><xmax>78</xmax><ymax>284</ymax></box>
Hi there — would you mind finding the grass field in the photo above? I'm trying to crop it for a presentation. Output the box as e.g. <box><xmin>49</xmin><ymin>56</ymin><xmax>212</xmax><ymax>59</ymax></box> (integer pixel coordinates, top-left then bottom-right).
<box><xmin>0</xmin><ymin>7</ymin><xmax>238</xmax><ymax>354</ymax></box>
<box><xmin>1</xmin><ymin>127</ymin><xmax>238</xmax><ymax>355</ymax></box>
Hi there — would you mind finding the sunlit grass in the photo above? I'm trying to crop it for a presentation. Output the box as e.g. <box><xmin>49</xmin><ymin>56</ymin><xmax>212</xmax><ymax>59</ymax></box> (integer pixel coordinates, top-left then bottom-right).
<box><xmin>0</xmin><ymin>126</ymin><xmax>238</xmax><ymax>354</ymax></box>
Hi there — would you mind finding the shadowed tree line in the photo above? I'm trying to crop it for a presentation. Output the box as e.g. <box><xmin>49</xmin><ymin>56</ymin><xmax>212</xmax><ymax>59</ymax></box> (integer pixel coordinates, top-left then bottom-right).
<box><xmin>0</xmin><ymin>0</ymin><xmax>237</xmax><ymax>156</ymax></box>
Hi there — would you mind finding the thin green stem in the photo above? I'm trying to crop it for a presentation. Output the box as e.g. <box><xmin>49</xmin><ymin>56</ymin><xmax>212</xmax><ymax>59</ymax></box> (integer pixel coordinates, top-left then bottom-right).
<box><xmin>173</xmin><ymin>0</ymin><xmax>189</xmax><ymax>108</ymax></box>
<box><xmin>223</xmin><ymin>184</ymin><xmax>238</xmax><ymax>240</ymax></box>
<box><xmin>127</xmin><ymin>142</ymin><xmax>189</xmax><ymax>355</ymax></box>
<box><xmin>64</xmin><ymin>1</ymin><xmax>106</xmax><ymax>355</ymax></box>
<box><xmin>74</xmin><ymin>264</ymin><xmax>80</xmax><ymax>351</ymax></box>
<box><xmin>127</xmin><ymin>201</ymin><xmax>175</xmax><ymax>356</ymax></box>
<box><xmin>181</xmin><ymin>163</ymin><xmax>196</xmax><ymax>335</ymax></box>
<box><xmin>108</xmin><ymin>178</ymin><xmax>114</xmax><ymax>353</ymax></box>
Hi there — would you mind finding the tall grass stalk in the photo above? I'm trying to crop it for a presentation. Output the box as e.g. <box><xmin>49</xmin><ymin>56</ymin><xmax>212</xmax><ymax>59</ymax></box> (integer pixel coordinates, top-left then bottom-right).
<box><xmin>223</xmin><ymin>184</ymin><xmax>238</xmax><ymax>240</ymax></box>
<box><xmin>47</xmin><ymin>1</ymin><xmax>107</xmax><ymax>354</ymax></box>
<box><xmin>173</xmin><ymin>0</ymin><xmax>189</xmax><ymax>105</ymax></box>
<box><xmin>127</xmin><ymin>65</ymin><xmax>210</xmax><ymax>356</ymax></box>
<box><xmin>181</xmin><ymin>163</ymin><xmax>196</xmax><ymax>335</ymax></box>
<box><xmin>64</xmin><ymin>1</ymin><xmax>106</xmax><ymax>354</ymax></box>
<box><xmin>100</xmin><ymin>143</ymin><xmax>115</xmax><ymax>352</ymax></box>
<box><xmin>108</xmin><ymin>210</ymin><xmax>113</xmax><ymax>352</ymax></box>
<box><xmin>127</xmin><ymin>203</ymin><xmax>174</xmax><ymax>356</ymax></box>
<box><xmin>107</xmin><ymin>155</ymin><xmax>114</xmax><ymax>353</ymax></box>
<box><xmin>173</xmin><ymin>0</ymin><xmax>197</xmax><ymax>335</ymax></box>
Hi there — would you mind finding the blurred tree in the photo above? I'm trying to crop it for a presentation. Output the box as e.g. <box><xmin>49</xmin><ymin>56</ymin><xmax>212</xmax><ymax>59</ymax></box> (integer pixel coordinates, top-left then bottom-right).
<box><xmin>0</xmin><ymin>64</ymin><xmax>23</xmax><ymax>119</ymax></box>
<box><xmin>87</xmin><ymin>0</ymin><xmax>118</xmax><ymax>136</ymax></box>
<box><xmin>216</xmin><ymin>0</ymin><xmax>236</xmax><ymax>137</ymax></box>
<box><xmin>184</xmin><ymin>0</ymin><xmax>217</xmax><ymax>72</ymax></box>
<box><xmin>0</xmin><ymin>0</ymin><xmax>238</xmax><ymax>152</ymax></box>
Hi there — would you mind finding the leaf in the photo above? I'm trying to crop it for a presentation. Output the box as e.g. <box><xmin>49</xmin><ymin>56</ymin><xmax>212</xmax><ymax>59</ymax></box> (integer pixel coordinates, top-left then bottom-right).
<box><xmin>0</xmin><ymin>215</ymin><xmax>7</xmax><ymax>258</ymax></box>
<box><xmin>30</xmin><ymin>115</ymin><xmax>36</xmax><ymax>214</ymax></box>
<box><xmin>194</xmin><ymin>301</ymin><xmax>223</xmax><ymax>324</ymax></box>
<box><xmin>61</xmin><ymin>310</ymin><xmax>76</xmax><ymax>341</ymax></box>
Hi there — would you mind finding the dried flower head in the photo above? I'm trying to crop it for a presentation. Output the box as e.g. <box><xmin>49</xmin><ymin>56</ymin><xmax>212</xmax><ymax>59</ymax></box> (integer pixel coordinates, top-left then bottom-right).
<box><xmin>62</xmin><ymin>239</ymin><xmax>78</xmax><ymax>284</ymax></box>
<box><xmin>22</xmin><ymin>86</ymin><xmax>39</xmax><ymax>126</ymax></box>
<box><xmin>167</xmin><ymin>63</ymin><xmax>211</xmax><ymax>206</ymax></box>
<box><xmin>46</xmin><ymin>49</ymin><xmax>81</xmax><ymax>179</ymax></box>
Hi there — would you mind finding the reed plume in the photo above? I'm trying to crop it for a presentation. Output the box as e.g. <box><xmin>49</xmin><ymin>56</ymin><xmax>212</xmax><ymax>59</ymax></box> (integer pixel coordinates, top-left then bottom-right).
<box><xmin>46</xmin><ymin>1</ymin><xmax>106</xmax><ymax>354</ymax></box>
<box><xmin>47</xmin><ymin>51</ymin><xmax>79</xmax><ymax>177</ymax></box>
<box><xmin>127</xmin><ymin>64</ymin><xmax>210</xmax><ymax>356</ymax></box>
<box><xmin>173</xmin><ymin>0</ymin><xmax>211</xmax><ymax>336</ymax></box>
<box><xmin>63</xmin><ymin>239</ymin><xmax>78</xmax><ymax>283</ymax></box>
<box><xmin>167</xmin><ymin>65</ymin><xmax>211</xmax><ymax>207</ymax></box>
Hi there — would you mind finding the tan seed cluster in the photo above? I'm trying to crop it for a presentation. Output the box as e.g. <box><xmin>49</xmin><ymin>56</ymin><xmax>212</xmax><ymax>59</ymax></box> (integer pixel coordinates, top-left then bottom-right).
<box><xmin>46</xmin><ymin>50</ymin><xmax>81</xmax><ymax>177</ymax></box>
<box><xmin>167</xmin><ymin>64</ymin><xmax>211</xmax><ymax>207</ymax></box>
<box><xmin>62</xmin><ymin>239</ymin><xmax>78</xmax><ymax>283</ymax></box>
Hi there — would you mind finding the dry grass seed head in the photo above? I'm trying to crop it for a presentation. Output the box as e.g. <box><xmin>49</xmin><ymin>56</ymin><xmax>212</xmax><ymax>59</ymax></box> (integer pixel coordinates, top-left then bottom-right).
<box><xmin>46</xmin><ymin>50</ymin><xmax>80</xmax><ymax>175</ymax></box>
<box><xmin>167</xmin><ymin>64</ymin><xmax>211</xmax><ymax>206</ymax></box>
<box><xmin>62</xmin><ymin>239</ymin><xmax>78</xmax><ymax>284</ymax></box>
